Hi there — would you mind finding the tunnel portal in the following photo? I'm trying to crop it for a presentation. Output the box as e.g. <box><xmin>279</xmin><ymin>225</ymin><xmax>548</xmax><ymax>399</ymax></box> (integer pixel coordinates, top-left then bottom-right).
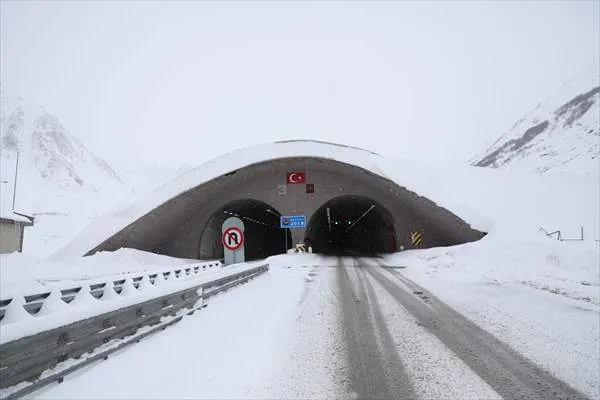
<box><xmin>79</xmin><ymin>149</ymin><xmax>486</xmax><ymax>260</ymax></box>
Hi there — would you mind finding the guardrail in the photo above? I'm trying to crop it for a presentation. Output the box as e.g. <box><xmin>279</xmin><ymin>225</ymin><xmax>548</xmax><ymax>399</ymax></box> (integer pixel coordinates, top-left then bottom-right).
<box><xmin>0</xmin><ymin>261</ymin><xmax>223</xmax><ymax>340</ymax></box>
<box><xmin>0</xmin><ymin>263</ymin><xmax>269</xmax><ymax>399</ymax></box>
<box><xmin>539</xmin><ymin>226</ymin><xmax>599</xmax><ymax>242</ymax></box>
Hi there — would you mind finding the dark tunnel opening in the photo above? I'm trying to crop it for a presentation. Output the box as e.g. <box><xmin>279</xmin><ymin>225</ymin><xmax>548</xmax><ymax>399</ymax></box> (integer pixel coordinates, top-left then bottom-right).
<box><xmin>305</xmin><ymin>195</ymin><xmax>396</xmax><ymax>257</ymax></box>
<box><xmin>198</xmin><ymin>199</ymin><xmax>292</xmax><ymax>261</ymax></box>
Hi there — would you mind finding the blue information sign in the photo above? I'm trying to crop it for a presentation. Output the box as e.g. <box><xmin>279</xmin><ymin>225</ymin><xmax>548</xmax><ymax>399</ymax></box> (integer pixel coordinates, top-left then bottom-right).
<box><xmin>280</xmin><ymin>215</ymin><xmax>306</xmax><ymax>229</ymax></box>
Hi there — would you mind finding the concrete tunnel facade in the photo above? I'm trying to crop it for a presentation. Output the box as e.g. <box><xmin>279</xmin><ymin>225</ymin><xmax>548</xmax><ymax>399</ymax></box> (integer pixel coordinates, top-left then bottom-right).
<box><xmin>82</xmin><ymin>145</ymin><xmax>486</xmax><ymax>261</ymax></box>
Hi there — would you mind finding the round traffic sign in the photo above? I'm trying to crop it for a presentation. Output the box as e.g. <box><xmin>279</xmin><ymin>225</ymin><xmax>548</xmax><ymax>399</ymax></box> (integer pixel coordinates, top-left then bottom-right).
<box><xmin>222</xmin><ymin>227</ymin><xmax>244</xmax><ymax>251</ymax></box>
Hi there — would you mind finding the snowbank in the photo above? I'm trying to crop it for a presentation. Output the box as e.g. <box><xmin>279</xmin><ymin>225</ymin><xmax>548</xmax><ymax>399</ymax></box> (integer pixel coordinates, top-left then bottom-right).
<box><xmin>384</xmin><ymin>237</ymin><xmax>600</xmax><ymax>305</ymax></box>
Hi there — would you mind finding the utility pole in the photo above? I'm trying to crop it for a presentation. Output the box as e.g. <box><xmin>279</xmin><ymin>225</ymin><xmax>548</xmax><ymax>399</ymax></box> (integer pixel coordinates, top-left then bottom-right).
<box><xmin>12</xmin><ymin>151</ymin><xmax>20</xmax><ymax>211</ymax></box>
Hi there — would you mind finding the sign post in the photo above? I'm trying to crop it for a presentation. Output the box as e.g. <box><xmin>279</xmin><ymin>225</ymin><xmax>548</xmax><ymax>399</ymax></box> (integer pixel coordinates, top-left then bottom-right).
<box><xmin>222</xmin><ymin>217</ymin><xmax>245</xmax><ymax>265</ymax></box>
<box><xmin>280</xmin><ymin>215</ymin><xmax>306</xmax><ymax>252</ymax></box>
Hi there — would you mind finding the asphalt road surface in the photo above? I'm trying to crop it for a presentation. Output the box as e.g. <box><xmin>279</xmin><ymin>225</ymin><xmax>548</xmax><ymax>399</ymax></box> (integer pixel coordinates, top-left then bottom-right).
<box><xmin>337</xmin><ymin>257</ymin><xmax>590</xmax><ymax>400</ymax></box>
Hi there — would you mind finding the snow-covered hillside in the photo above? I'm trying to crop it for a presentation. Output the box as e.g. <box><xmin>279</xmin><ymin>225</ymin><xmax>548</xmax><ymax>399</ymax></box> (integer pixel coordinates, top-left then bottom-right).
<box><xmin>471</xmin><ymin>68</ymin><xmax>600</xmax><ymax>174</ymax></box>
<box><xmin>0</xmin><ymin>87</ymin><xmax>135</xmax><ymax>254</ymax></box>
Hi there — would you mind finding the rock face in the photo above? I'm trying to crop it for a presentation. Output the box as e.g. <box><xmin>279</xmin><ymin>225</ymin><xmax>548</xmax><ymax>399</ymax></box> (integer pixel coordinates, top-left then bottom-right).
<box><xmin>471</xmin><ymin>70</ymin><xmax>599</xmax><ymax>174</ymax></box>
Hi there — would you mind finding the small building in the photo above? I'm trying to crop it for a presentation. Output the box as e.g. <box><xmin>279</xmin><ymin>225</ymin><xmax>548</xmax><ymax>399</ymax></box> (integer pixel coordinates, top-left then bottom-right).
<box><xmin>0</xmin><ymin>212</ymin><xmax>34</xmax><ymax>254</ymax></box>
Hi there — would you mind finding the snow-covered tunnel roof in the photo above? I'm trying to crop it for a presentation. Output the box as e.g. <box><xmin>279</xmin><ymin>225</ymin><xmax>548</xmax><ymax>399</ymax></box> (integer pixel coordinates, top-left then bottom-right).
<box><xmin>53</xmin><ymin>140</ymin><xmax>489</xmax><ymax>259</ymax></box>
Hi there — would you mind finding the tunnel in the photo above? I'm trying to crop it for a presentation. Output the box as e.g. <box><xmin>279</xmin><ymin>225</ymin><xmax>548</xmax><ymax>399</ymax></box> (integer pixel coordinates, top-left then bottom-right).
<box><xmin>198</xmin><ymin>199</ymin><xmax>292</xmax><ymax>261</ymax></box>
<box><xmin>69</xmin><ymin>142</ymin><xmax>487</xmax><ymax>260</ymax></box>
<box><xmin>305</xmin><ymin>195</ymin><xmax>396</xmax><ymax>256</ymax></box>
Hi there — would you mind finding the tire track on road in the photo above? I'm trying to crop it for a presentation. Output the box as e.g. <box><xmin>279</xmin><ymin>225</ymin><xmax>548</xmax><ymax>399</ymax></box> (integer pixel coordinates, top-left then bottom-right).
<box><xmin>367</xmin><ymin>264</ymin><xmax>590</xmax><ymax>400</ymax></box>
<box><xmin>337</xmin><ymin>259</ymin><xmax>415</xmax><ymax>400</ymax></box>
<box><xmin>354</xmin><ymin>264</ymin><xmax>415</xmax><ymax>400</ymax></box>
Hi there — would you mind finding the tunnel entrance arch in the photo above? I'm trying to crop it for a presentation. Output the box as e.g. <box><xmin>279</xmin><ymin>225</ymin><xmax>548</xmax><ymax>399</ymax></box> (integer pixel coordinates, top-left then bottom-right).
<box><xmin>198</xmin><ymin>199</ymin><xmax>292</xmax><ymax>261</ymax></box>
<box><xmin>73</xmin><ymin>144</ymin><xmax>487</xmax><ymax>260</ymax></box>
<box><xmin>305</xmin><ymin>195</ymin><xmax>396</xmax><ymax>256</ymax></box>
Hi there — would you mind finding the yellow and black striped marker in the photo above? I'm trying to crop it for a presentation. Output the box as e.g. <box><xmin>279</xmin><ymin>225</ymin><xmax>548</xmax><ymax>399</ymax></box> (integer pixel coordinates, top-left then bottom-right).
<box><xmin>411</xmin><ymin>231</ymin><xmax>424</xmax><ymax>248</ymax></box>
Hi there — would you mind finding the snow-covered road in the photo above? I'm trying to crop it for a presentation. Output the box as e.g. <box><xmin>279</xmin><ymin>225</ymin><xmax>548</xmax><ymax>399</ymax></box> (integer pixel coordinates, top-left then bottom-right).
<box><xmin>31</xmin><ymin>255</ymin><xmax>597</xmax><ymax>400</ymax></box>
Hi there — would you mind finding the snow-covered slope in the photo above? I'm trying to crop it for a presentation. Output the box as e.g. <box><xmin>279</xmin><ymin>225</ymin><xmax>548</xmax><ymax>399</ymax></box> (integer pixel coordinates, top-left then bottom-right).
<box><xmin>471</xmin><ymin>68</ymin><xmax>600</xmax><ymax>174</ymax></box>
<box><xmin>0</xmin><ymin>87</ymin><xmax>135</xmax><ymax>254</ymax></box>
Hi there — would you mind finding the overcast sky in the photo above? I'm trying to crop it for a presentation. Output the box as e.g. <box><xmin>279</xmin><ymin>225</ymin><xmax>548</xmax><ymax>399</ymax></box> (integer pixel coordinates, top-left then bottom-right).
<box><xmin>1</xmin><ymin>1</ymin><xmax>599</xmax><ymax>169</ymax></box>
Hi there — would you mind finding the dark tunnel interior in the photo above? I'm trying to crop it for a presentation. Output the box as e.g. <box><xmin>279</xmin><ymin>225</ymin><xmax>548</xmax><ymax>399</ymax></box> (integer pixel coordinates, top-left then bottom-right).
<box><xmin>305</xmin><ymin>195</ymin><xmax>396</xmax><ymax>256</ymax></box>
<box><xmin>198</xmin><ymin>199</ymin><xmax>292</xmax><ymax>261</ymax></box>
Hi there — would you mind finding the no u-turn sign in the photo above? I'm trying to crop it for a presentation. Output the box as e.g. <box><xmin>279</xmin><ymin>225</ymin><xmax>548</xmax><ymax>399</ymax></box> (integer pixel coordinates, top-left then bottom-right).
<box><xmin>222</xmin><ymin>227</ymin><xmax>244</xmax><ymax>250</ymax></box>
<box><xmin>222</xmin><ymin>216</ymin><xmax>245</xmax><ymax>265</ymax></box>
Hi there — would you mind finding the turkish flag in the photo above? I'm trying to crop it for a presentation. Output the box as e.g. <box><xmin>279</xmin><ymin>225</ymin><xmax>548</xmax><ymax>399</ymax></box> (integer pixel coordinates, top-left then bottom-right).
<box><xmin>286</xmin><ymin>172</ymin><xmax>306</xmax><ymax>184</ymax></box>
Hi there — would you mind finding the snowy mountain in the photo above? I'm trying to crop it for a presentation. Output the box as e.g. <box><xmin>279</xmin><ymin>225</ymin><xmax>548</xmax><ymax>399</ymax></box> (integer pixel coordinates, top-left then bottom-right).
<box><xmin>471</xmin><ymin>68</ymin><xmax>600</xmax><ymax>174</ymax></box>
<box><xmin>0</xmin><ymin>87</ymin><xmax>128</xmax><ymax>207</ymax></box>
<box><xmin>0</xmin><ymin>87</ymin><xmax>137</xmax><ymax>254</ymax></box>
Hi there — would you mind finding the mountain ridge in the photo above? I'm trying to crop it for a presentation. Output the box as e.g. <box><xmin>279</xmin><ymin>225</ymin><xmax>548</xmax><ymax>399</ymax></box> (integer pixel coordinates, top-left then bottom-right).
<box><xmin>471</xmin><ymin>69</ymin><xmax>600</xmax><ymax>174</ymax></box>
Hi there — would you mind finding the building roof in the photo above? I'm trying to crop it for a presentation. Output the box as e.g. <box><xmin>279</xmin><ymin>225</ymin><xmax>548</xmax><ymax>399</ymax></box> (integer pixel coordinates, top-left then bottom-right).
<box><xmin>0</xmin><ymin>212</ymin><xmax>34</xmax><ymax>226</ymax></box>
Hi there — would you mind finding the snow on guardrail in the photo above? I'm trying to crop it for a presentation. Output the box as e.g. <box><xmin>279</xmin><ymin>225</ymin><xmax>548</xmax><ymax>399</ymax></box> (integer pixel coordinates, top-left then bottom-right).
<box><xmin>0</xmin><ymin>263</ymin><xmax>270</xmax><ymax>399</ymax></box>
<box><xmin>0</xmin><ymin>260</ymin><xmax>264</xmax><ymax>344</ymax></box>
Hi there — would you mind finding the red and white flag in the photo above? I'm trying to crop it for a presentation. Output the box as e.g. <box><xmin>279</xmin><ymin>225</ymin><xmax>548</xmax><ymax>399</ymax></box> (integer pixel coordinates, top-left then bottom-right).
<box><xmin>286</xmin><ymin>172</ymin><xmax>306</xmax><ymax>184</ymax></box>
